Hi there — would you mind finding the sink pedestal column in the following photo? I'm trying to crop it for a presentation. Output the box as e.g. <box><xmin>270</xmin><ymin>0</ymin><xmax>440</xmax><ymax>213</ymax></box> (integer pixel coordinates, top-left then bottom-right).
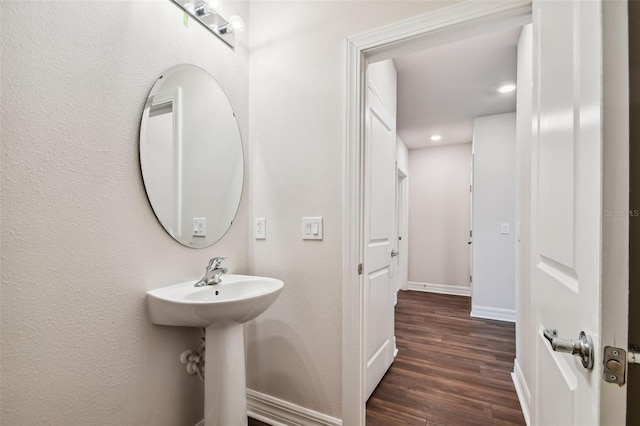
<box><xmin>204</xmin><ymin>323</ymin><xmax>247</xmax><ymax>426</ymax></box>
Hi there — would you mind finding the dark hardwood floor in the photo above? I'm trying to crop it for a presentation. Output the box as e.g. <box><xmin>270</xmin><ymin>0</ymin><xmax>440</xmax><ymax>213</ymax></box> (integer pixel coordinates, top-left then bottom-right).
<box><xmin>248</xmin><ymin>417</ymin><xmax>269</xmax><ymax>426</ymax></box>
<box><xmin>366</xmin><ymin>291</ymin><xmax>525</xmax><ymax>426</ymax></box>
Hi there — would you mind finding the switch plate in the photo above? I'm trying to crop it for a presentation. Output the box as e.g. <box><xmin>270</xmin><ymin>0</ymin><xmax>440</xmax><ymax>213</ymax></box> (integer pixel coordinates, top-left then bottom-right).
<box><xmin>255</xmin><ymin>218</ymin><xmax>266</xmax><ymax>240</ymax></box>
<box><xmin>501</xmin><ymin>223</ymin><xmax>510</xmax><ymax>235</ymax></box>
<box><xmin>193</xmin><ymin>217</ymin><xmax>207</xmax><ymax>237</ymax></box>
<box><xmin>302</xmin><ymin>217</ymin><xmax>323</xmax><ymax>240</ymax></box>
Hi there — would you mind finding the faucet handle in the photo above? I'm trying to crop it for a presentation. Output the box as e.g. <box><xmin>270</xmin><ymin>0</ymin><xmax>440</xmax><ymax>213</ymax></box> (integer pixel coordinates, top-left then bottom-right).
<box><xmin>208</xmin><ymin>257</ymin><xmax>228</xmax><ymax>270</ymax></box>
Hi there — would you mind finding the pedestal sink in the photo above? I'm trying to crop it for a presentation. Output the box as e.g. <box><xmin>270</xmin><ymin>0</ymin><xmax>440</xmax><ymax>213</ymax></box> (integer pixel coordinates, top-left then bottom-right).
<box><xmin>147</xmin><ymin>274</ymin><xmax>284</xmax><ymax>426</ymax></box>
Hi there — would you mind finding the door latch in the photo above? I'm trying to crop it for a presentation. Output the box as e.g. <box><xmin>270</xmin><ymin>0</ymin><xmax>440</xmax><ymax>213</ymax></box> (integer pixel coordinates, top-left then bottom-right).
<box><xmin>604</xmin><ymin>343</ymin><xmax>640</xmax><ymax>385</ymax></box>
<box><xmin>603</xmin><ymin>346</ymin><xmax>626</xmax><ymax>384</ymax></box>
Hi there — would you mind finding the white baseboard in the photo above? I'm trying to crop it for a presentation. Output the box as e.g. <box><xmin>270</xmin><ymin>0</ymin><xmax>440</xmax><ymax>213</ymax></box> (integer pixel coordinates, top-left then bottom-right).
<box><xmin>470</xmin><ymin>304</ymin><xmax>516</xmax><ymax>322</ymax></box>
<box><xmin>511</xmin><ymin>358</ymin><xmax>531</xmax><ymax>425</ymax></box>
<box><xmin>247</xmin><ymin>389</ymin><xmax>342</xmax><ymax>426</ymax></box>
<box><xmin>407</xmin><ymin>281</ymin><xmax>471</xmax><ymax>297</ymax></box>
<box><xmin>193</xmin><ymin>389</ymin><xmax>341</xmax><ymax>426</ymax></box>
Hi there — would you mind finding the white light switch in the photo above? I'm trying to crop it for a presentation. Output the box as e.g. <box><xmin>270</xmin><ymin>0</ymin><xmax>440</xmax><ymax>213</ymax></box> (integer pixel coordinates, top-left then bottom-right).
<box><xmin>501</xmin><ymin>223</ymin><xmax>510</xmax><ymax>235</ymax></box>
<box><xmin>193</xmin><ymin>217</ymin><xmax>207</xmax><ymax>237</ymax></box>
<box><xmin>255</xmin><ymin>218</ymin><xmax>266</xmax><ymax>240</ymax></box>
<box><xmin>302</xmin><ymin>217</ymin><xmax>323</xmax><ymax>240</ymax></box>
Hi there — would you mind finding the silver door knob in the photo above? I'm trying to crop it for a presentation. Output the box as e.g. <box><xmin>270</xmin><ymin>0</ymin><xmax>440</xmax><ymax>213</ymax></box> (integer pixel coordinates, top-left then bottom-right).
<box><xmin>390</xmin><ymin>249</ymin><xmax>399</xmax><ymax>257</ymax></box>
<box><xmin>543</xmin><ymin>329</ymin><xmax>594</xmax><ymax>369</ymax></box>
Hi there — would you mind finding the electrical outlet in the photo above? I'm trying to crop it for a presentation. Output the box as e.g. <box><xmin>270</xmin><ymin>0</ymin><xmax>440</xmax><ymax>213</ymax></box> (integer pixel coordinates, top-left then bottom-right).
<box><xmin>255</xmin><ymin>218</ymin><xmax>266</xmax><ymax>240</ymax></box>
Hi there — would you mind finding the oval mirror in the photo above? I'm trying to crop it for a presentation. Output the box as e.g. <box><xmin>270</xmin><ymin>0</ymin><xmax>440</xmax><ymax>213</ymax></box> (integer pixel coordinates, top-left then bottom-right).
<box><xmin>140</xmin><ymin>64</ymin><xmax>243</xmax><ymax>248</ymax></box>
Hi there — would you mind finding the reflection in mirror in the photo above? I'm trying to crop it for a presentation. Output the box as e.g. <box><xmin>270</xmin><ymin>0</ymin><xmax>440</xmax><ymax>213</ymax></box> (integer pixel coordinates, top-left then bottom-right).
<box><xmin>140</xmin><ymin>64</ymin><xmax>243</xmax><ymax>248</ymax></box>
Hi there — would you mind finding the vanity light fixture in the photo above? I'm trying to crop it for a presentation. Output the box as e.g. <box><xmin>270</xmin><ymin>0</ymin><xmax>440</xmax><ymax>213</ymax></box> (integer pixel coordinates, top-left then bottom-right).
<box><xmin>219</xmin><ymin>15</ymin><xmax>245</xmax><ymax>34</ymax></box>
<box><xmin>497</xmin><ymin>83</ymin><xmax>517</xmax><ymax>94</ymax></box>
<box><xmin>430</xmin><ymin>135</ymin><xmax>442</xmax><ymax>142</ymax></box>
<box><xmin>170</xmin><ymin>0</ymin><xmax>245</xmax><ymax>48</ymax></box>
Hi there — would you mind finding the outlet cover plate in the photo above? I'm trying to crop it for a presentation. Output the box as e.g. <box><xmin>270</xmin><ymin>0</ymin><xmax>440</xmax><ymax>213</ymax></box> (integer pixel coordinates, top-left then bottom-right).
<box><xmin>255</xmin><ymin>218</ymin><xmax>266</xmax><ymax>240</ymax></box>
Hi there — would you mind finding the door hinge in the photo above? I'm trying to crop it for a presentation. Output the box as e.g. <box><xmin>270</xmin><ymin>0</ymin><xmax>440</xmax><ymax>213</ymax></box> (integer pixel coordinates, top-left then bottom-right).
<box><xmin>470</xmin><ymin>275</ymin><xmax>472</xmax><ymax>283</ymax></box>
<box><xmin>358</xmin><ymin>263</ymin><xmax>363</xmax><ymax>275</ymax></box>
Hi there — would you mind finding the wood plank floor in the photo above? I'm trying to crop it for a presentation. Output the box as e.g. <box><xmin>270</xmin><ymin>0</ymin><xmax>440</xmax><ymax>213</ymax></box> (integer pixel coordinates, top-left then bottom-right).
<box><xmin>366</xmin><ymin>291</ymin><xmax>525</xmax><ymax>426</ymax></box>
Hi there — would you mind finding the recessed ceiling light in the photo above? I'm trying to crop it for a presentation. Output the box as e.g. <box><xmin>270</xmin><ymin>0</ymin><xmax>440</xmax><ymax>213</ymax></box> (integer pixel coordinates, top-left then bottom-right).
<box><xmin>430</xmin><ymin>135</ymin><xmax>442</xmax><ymax>141</ymax></box>
<box><xmin>498</xmin><ymin>84</ymin><xmax>516</xmax><ymax>94</ymax></box>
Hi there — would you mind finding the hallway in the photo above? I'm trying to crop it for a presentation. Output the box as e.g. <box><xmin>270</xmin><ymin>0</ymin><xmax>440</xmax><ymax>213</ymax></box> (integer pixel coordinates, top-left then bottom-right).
<box><xmin>366</xmin><ymin>291</ymin><xmax>525</xmax><ymax>425</ymax></box>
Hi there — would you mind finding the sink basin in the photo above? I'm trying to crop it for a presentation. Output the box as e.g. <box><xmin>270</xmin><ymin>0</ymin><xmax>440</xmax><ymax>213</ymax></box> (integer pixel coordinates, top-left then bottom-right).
<box><xmin>147</xmin><ymin>274</ymin><xmax>283</xmax><ymax>327</ymax></box>
<box><xmin>146</xmin><ymin>273</ymin><xmax>283</xmax><ymax>426</ymax></box>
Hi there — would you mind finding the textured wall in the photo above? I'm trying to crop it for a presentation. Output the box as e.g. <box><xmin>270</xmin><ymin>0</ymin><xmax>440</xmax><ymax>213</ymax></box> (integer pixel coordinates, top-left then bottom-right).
<box><xmin>1</xmin><ymin>1</ymin><xmax>249</xmax><ymax>424</ymax></box>
<box><xmin>408</xmin><ymin>143</ymin><xmax>472</xmax><ymax>288</ymax></box>
<box><xmin>246</xmin><ymin>1</ymin><xmax>449</xmax><ymax>418</ymax></box>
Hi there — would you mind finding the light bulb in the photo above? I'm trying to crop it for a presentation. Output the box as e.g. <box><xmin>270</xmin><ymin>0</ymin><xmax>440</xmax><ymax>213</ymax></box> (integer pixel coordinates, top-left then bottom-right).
<box><xmin>184</xmin><ymin>2</ymin><xmax>196</xmax><ymax>13</ymax></box>
<box><xmin>498</xmin><ymin>83</ymin><xmax>516</xmax><ymax>94</ymax></box>
<box><xmin>430</xmin><ymin>135</ymin><xmax>442</xmax><ymax>142</ymax></box>
<box><xmin>207</xmin><ymin>0</ymin><xmax>223</xmax><ymax>14</ymax></box>
<box><xmin>228</xmin><ymin>15</ymin><xmax>245</xmax><ymax>32</ymax></box>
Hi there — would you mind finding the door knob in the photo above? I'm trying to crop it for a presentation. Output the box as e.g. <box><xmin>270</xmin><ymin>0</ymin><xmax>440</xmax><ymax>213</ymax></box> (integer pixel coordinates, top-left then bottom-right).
<box><xmin>543</xmin><ymin>329</ymin><xmax>594</xmax><ymax>369</ymax></box>
<box><xmin>390</xmin><ymin>249</ymin><xmax>399</xmax><ymax>257</ymax></box>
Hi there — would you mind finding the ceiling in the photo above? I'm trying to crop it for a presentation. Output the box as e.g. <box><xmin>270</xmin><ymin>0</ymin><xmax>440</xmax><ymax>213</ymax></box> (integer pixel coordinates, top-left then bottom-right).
<box><xmin>394</xmin><ymin>27</ymin><xmax>521</xmax><ymax>150</ymax></box>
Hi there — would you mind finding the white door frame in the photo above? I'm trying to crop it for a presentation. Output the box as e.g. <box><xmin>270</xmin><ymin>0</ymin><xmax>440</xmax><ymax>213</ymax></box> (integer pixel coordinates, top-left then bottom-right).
<box><xmin>342</xmin><ymin>2</ymin><xmax>533</xmax><ymax>424</ymax></box>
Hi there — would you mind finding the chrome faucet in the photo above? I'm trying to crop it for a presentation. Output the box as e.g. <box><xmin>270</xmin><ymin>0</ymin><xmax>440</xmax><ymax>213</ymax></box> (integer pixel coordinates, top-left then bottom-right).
<box><xmin>194</xmin><ymin>257</ymin><xmax>228</xmax><ymax>287</ymax></box>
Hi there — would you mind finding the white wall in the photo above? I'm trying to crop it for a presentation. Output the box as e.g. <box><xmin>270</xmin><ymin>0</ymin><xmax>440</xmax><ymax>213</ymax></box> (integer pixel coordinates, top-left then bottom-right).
<box><xmin>247</xmin><ymin>1</ymin><xmax>450</xmax><ymax>418</ymax></box>
<box><xmin>471</xmin><ymin>113</ymin><xmax>516</xmax><ymax>321</ymax></box>
<box><xmin>514</xmin><ymin>23</ymin><xmax>533</xmax><ymax>418</ymax></box>
<box><xmin>408</xmin><ymin>144</ymin><xmax>472</xmax><ymax>289</ymax></box>
<box><xmin>1</xmin><ymin>2</ymin><xmax>249</xmax><ymax>425</ymax></box>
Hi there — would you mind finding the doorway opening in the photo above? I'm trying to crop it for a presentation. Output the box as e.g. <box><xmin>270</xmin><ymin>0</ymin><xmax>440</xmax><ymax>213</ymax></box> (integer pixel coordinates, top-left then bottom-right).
<box><xmin>342</xmin><ymin>3</ymin><xmax>533</xmax><ymax>424</ymax></box>
<box><xmin>364</xmin><ymin>19</ymin><xmax>526</xmax><ymax>426</ymax></box>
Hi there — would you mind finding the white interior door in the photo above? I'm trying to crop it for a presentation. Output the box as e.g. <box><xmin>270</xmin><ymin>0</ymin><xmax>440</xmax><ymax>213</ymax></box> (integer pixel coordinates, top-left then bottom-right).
<box><xmin>396</xmin><ymin>169</ymin><xmax>408</xmax><ymax>292</ymax></box>
<box><xmin>364</xmin><ymin>86</ymin><xmax>396</xmax><ymax>400</ymax></box>
<box><xmin>531</xmin><ymin>0</ymin><xmax>628</xmax><ymax>424</ymax></box>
